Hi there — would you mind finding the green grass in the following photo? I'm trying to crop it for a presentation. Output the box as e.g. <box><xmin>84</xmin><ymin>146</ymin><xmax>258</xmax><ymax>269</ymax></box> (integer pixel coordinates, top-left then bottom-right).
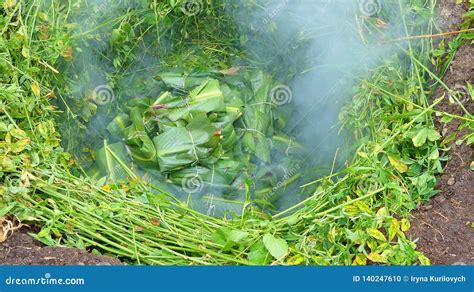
<box><xmin>0</xmin><ymin>0</ymin><xmax>473</xmax><ymax>265</ymax></box>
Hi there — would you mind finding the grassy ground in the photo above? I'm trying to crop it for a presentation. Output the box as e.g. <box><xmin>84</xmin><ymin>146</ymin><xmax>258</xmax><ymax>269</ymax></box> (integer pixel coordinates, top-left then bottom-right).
<box><xmin>0</xmin><ymin>0</ymin><xmax>473</xmax><ymax>265</ymax></box>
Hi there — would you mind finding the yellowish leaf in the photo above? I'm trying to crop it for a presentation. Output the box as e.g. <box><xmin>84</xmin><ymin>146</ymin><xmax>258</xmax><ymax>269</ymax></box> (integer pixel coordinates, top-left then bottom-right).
<box><xmin>357</xmin><ymin>151</ymin><xmax>368</xmax><ymax>159</ymax></box>
<box><xmin>10</xmin><ymin>128</ymin><xmax>27</xmax><ymax>139</ymax></box>
<box><xmin>418</xmin><ymin>254</ymin><xmax>430</xmax><ymax>265</ymax></box>
<box><xmin>31</xmin><ymin>82</ymin><xmax>41</xmax><ymax>97</ymax></box>
<box><xmin>3</xmin><ymin>0</ymin><xmax>16</xmax><ymax>10</ymax></box>
<box><xmin>400</xmin><ymin>218</ymin><xmax>410</xmax><ymax>232</ymax></box>
<box><xmin>352</xmin><ymin>254</ymin><xmax>367</xmax><ymax>266</ymax></box>
<box><xmin>12</xmin><ymin>138</ymin><xmax>30</xmax><ymax>153</ymax></box>
<box><xmin>388</xmin><ymin>155</ymin><xmax>408</xmax><ymax>173</ymax></box>
<box><xmin>61</xmin><ymin>46</ymin><xmax>73</xmax><ymax>60</ymax></box>
<box><xmin>367</xmin><ymin>228</ymin><xmax>387</xmax><ymax>241</ymax></box>
<box><xmin>287</xmin><ymin>255</ymin><xmax>305</xmax><ymax>265</ymax></box>
<box><xmin>45</xmin><ymin>90</ymin><xmax>57</xmax><ymax>99</ymax></box>
<box><xmin>388</xmin><ymin>218</ymin><xmax>399</xmax><ymax>241</ymax></box>
<box><xmin>343</xmin><ymin>204</ymin><xmax>359</xmax><ymax>215</ymax></box>
<box><xmin>355</xmin><ymin>201</ymin><xmax>372</xmax><ymax>214</ymax></box>
<box><xmin>21</xmin><ymin>46</ymin><xmax>30</xmax><ymax>58</ymax></box>
<box><xmin>367</xmin><ymin>252</ymin><xmax>388</xmax><ymax>263</ymax></box>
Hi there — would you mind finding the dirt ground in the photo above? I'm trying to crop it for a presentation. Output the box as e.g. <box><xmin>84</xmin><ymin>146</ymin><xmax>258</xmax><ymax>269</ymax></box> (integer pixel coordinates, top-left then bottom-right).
<box><xmin>0</xmin><ymin>1</ymin><xmax>472</xmax><ymax>266</ymax></box>
<box><xmin>0</xmin><ymin>228</ymin><xmax>121</xmax><ymax>265</ymax></box>
<box><xmin>407</xmin><ymin>0</ymin><xmax>474</xmax><ymax>265</ymax></box>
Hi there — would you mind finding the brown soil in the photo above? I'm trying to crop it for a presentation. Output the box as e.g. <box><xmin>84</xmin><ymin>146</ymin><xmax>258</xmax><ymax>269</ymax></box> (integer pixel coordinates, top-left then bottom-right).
<box><xmin>407</xmin><ymin>0</ymin><xmax>474</xmax><ymax>265</ymax></box>
<box><xmin>0</xmin><ymin>229</ymin><xmax>121</xmax><ymax>265</ymax></box>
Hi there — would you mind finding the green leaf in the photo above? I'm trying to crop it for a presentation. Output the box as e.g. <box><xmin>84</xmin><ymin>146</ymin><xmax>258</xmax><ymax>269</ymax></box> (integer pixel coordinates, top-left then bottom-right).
<box><xmin>88</xmin><ymin>142</ymin><xmax>130</xmax><ymax>180</ymax></box>
<box><xmin>228</xmin><ymin>230</ymin><xmax>249</xmax><ymax>244</ymax></box>
<box><xmin>0</xmin><ymin>205</ymin><xmax>14</xmax><ymax>217</ymax></box>
<box><xmin>154</xmin><ymin>114</ymin><xmax>216</xmax><ymax>171</ymax></box>
<box><xmin>426</xmin><ymin>129</ymin><xmax>441</xmax><ymax>142</ymax></box>
<box><xmin>37</xmin><ymin>227</ymin><xmax>51</xmax><ymax>238</ymax></box>
<box><xmin>428</xmin><ymin>148</ymin><xmax>439</xmax><ymax>160</ymax></box>
<box><xmin>262</xmin><ymin>233</ymin><xmax>288</xmax><ymax>260</ymax></box>
<box><xmin>248</xmin><ymin>241</ymin><xmax>272</xmax><ymax>265</ymax></box>
<box><xmin>345</xmin><ymin>229</ymin><xmax>364</xmax><ymax>244</ymax></box>
<box><xmin>212</xmin><ymin>227</ymin><xmax>231</xmax><ymax>246</ymax></box>
<box><xmin>410</xmin><ymin>127</ymin><xmax>440</xmax><ymax>147</ymax></box>
<box><xmin>412</xmin><ymin>128</ymin><xmax>428</xmax><ymax>147</ymax></box>
<box><xmin>212</xmin><ymin>227</ymin><xmax>250</xmax><ymax>249</ymax></box>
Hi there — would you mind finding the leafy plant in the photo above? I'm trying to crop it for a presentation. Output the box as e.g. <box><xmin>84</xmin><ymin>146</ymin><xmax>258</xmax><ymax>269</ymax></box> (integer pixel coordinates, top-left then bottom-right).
<box><xmin>0</xmin><ymin>0</ymin><xmax>471</xmax><ymax>266</ymax></box>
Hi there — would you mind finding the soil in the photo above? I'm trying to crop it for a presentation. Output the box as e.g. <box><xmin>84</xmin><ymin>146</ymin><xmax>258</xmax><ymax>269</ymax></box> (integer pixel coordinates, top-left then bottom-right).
<box><xmin>1</xmin><ymin>1</ymin><xmax>472</xmax><ymax>266</ymax></box>
<box><xmin>407</xmin><ymin>0</ymin><xmax>474</xmax><ymax>265</ymax></box>
<box><xmin>0</xmin><ymin>228</ymin><xmax>121</xmax><ymax>265</ymax></box>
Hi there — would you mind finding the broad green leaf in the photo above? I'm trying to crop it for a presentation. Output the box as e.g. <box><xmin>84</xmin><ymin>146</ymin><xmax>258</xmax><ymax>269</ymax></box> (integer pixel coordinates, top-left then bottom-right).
<box><xmin>428</xmin><ymin>148</ymin><xmax>439</xmax><ymax>160</ymax></box>
<box><xmin>154</xmin><ymin>114</ymin><xmax>216</xmax><ymax>171</ymax></box>
<box><xmin>212</xmin><ymin>227</ymin><xmax>231</xmax><ymax>246</ymax></box>
<box><xmin>106</xmin><ymin>114</ymin><xmax>131</xmax><ymax>136</ymax></box>
<box><xmin>426</xmin><ymin>129</ymin><xmax>441</xmax><ymax>142</ymax></box>
<box><xmin>248</xmin><ymin>241</ymin><xmax>272</xmax><ymax>265</ymax></box>
<box><xmin>228</xmin><ymin>230</ymin><xmax>249</xmax><ymax>244</ymax></box>
<box><xmin>346</xmin><ymin>229</ymin><xmax>364</xmax><ymax>244</ymax></box>
<box><xmin>412</xmin><ymin>128</ymin><xmax>428</xmax><ymax>147</ymax></box>
<box><xmin>88</xmin><ymin>142</ymin><xmax>130</xmax><ymax>180</ymax></box>
<box><xmin>262</xmin><ymin>233</ymin><xmax>288</xmax><ymax>260</ymax></box>
<box><xmin>412</xmin><ymin>128</ymin><xmax>441</xmax><ymax>147</ymax></box>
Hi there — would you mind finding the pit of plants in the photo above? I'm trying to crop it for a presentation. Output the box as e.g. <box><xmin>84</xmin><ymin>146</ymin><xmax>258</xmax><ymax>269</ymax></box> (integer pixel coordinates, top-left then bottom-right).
<box><xmin>1</xmin><ymin>0</ymin><xmax>473</xmax><ymax>265</ymax></box>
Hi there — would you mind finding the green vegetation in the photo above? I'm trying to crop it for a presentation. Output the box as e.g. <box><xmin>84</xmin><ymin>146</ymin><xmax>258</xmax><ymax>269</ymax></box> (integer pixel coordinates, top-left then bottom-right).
<box><xmin>0</xmin><ymin>0</ymin><xmax>473</xmax><ymax>265</ymax></box>
<box><xmin>87</xmin><ymin>69</ymin><xmax>307</xmax><ymax>216</ymax></box>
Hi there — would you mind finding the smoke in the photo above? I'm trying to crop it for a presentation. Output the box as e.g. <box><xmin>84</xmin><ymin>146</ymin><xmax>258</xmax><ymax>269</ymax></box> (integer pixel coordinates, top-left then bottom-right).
<box><xmin>56</xmin><ymin>0</ymin><xmax>429</xmax><ymax>215</ymax></box>
<box><xmin>227</xmin><ymin>0</ymin><xmax>424</xmax><ymax>173</ymax></box>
